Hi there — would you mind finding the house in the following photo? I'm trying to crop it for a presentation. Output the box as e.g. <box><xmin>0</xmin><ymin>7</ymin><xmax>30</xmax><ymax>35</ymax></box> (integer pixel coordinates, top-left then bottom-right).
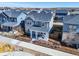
<box><xmin>1</xmin><ymin>10</ymin><xmax>27</xmax><ymax>32</ymax></box>
<box><xmin>0</xmin><ymin>10</ymin><xmax>8</xmax><ymax>30</ymax></box>
<box><xmin>25</xmin><ymin>10</ymin><xmax>54</xmax><ymax>41</ymax></box>
<box><xmin>62</xmin><ymin>15</ymin><xmax>79</xmax><ymax>48</ymax></box>
<box><xmin>70</xmin><ymin>10</ymin><xmax>79</xmax><ymax>15</ymax></box>
<box><xmin>55</xmin><ymin>10</ymin><xmax>70</xmax><ymax>22</ymax></box>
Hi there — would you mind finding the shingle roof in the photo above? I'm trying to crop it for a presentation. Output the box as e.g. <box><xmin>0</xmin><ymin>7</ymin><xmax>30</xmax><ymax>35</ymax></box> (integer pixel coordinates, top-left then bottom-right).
<box><xmin>56</xmin><ymin>10</ymin><xmax>68</xmax><ymax>13</ymax></box>
<box><xmin>63</xmin><ymin>15</ymin><xmax>79</xmax><ymax>25</ymax></box>
<box><xmin>26</xmin><ymin>10</ymin><xmax>53</xmax><ymax>22</ymax></box>
<box><xmin>3</xmin><ymin>10</ymin><xmax>21</xmax><ymax>18</ymax></box>
<box><xmin>2</xmin><ymin>22</ymin><xmax>17</xmax><ymax>27</ymax></box>
<box><xmin>21</xmin><ymin>10</ymin><xmax>30</xmax><ymax>14</ymax></box>
<box><xmin>30</xmin><ymin>26</ymin><xmax>49</xmax><ymax>32</ymax></box>
<box><xmin>70</xmin><ymin>11</ymin><xmax>79</xmax><ymax>15</ymax></box>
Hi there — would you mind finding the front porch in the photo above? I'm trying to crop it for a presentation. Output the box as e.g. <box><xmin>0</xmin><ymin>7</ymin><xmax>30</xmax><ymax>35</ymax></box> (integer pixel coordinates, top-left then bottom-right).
<box><xmin>30</xmin><ymin>30</ymin><xmax>49</xmax><ymax>41</ymax></box>
<box><xmin>1</xmin><ymin>26</ymin><xmax>13</xmax><ymax>32</ymax></box>
<box><xmin>1</xmin><ymin>22</ymin><xmax>17</xmax><ymax>32</ymax></box>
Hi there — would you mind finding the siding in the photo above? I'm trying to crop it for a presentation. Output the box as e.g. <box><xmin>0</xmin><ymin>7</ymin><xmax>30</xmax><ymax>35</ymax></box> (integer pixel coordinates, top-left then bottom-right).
<box><xmin>63</xmin><ymin>23</ymin><xmax>79</xmax><ymax>32</ymax></box>
<box><xmin>63</xmin><ymin>23</ymin><xmax>69</xmax><ymax>32</ymax></box>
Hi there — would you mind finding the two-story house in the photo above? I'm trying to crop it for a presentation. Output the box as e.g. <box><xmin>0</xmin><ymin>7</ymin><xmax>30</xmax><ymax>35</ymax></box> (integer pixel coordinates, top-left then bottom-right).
<box><xmin>25</xmin><ymin>10</ymin><xmax>54</xmax><ymax>41</ymax></box>
<box><xmin>1</xmin><ymin>10</ymin><xmax>27</xmax><ymax>32</ymax></box>
<box><xmin>62</xmin><ymin>15</ymin><xmax>79</xmax><ymax>48</ymax></box>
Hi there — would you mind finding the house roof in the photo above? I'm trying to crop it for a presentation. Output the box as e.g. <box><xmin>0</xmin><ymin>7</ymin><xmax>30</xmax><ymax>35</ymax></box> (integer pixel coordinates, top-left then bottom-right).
<box><xmin>63</xmin><ymin>15</ymin><xmax>79</xmax><ymax>25</ymax></box>
<box><xmin>3</xmin><ymin>10</ymin><xmax>21</xmax><ymax>18</ymax></box>
<box><xmin>26</xmin><ymin>10</ymin><xmax>53</xmax><ymax>22</ymax></box>
<box><xmin>2</xmin><ymin>22</ymin><xmax>17</xmax><ymax>27</ymax></box>
<box><xmin>70</xmin><ymin>11</ymin><xmax>79</xmax><ymax>15</ymax></box>
<box><xmin>56</xmin><ymin>10</ymin><xmax>68</xmax><ymax>14</ymax></box>
<box><xmin>30</xmin><ymin>26</ymin><xmax>49</xmax><ymax>32</ymax></box>
<box><xmin>43</xmin><ymin>10</ymin><xmax>52</xmax><ymax>13</ymax></box>
<box><xmin>21</xmin><ymin>10</ymin><xmax>30</xmax><ymax>14</ymax></box>
<box><xmin>63</xmin><ymin>15</ymin><xmax>76</xmax><ymax>22</ymax></box>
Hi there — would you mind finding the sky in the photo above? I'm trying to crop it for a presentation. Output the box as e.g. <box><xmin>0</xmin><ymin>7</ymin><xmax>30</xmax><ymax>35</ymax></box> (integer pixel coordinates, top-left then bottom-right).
<box><xmin>0</xmin><ymin>2</ymin><xmax>79</xmax><ymax>8</ymax></box>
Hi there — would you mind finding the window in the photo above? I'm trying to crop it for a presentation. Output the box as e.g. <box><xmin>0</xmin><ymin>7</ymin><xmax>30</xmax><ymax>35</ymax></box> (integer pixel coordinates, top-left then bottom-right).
<box><xmin>73</xmin><ymin>44</ymin><xmax>79</xmax><ymax>49</ymax></box>
<box><xmin>73</xmin><ymin>26</ymin><xmax>77</xmax><ymax>29</ymax></box>
<box><xmin>33</xmin><ymin>21</ymin><xmax>42</xmax><ymax>27</ymax></box>
<box><xmin>27</xmin><ymin>22</ymin><xmax>31</xmax><ymax>25</ymax></box>
<box><xmin>42</xmin><ymin>23</ymin><xmax>44</xmax><ymax>26</ymax></box>
<box><xmin>12</xmin><ymin>18</ymin><xmax>17</xmax><ymax>22</ymax></box>
<box><xmin>27</xmin><ymin>22</ymin><xmax>29</xmax><ymax>24</ymax></box>
<box><xmin>69</xmin><ymin>25</ymin><xmax>77</xmax><ymax>29</ymax></box>
<box><xmin>69</xmin><ymin>25</ymin><xmax>73</xmax><ymax>29</ymax></box>
<box><xmin>69</xmin><ymin>25</ymin><xmax>77</xmax><ymax>32</ymax></box>
<box><xmin>21</xmin><ymin>17</ymin><xmax>22</xmax><ymax>19</ymax></box>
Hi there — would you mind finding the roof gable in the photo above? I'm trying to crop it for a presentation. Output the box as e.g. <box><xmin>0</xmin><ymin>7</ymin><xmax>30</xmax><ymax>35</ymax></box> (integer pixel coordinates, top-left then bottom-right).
<box><xmin>26</xmin><ymin>17</ymin><xmax>33</xmax><ymax>21</ymax></box>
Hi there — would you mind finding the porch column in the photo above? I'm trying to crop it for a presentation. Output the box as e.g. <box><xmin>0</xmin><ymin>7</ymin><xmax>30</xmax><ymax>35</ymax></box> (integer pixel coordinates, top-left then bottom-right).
<box><xmin>36</xmin><ymin>31</ymin><xmax>38</xmax><ymax>40</ymax></box>
<box><xmin>30</xmin><ymin>30</ymin><xmax>32</xmax><ymax>39</ymax></box>
<box><xmin>46</xmin><ymin>32</ymin><xmax>49</xmax><ymax>41</ymax></box>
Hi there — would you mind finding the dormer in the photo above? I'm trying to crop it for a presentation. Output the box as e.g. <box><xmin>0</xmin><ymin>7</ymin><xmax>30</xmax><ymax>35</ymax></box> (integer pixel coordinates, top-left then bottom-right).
<box><xmin>25</xmin><ymin>17</ymin><xmax>34</xmax><ymax>26</ymax></box>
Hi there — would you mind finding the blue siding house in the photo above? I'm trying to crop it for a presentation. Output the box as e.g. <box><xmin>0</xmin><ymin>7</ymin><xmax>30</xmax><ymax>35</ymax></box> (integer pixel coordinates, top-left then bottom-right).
<box><xmin>25</xmin><ymin>10</ymin><xmax>54</xmax><ymax>41</ymax></box>
<box><xmin>0</xmin><ymin>10</ymin><xmax>27</xmax><ymax>32</ymax></box>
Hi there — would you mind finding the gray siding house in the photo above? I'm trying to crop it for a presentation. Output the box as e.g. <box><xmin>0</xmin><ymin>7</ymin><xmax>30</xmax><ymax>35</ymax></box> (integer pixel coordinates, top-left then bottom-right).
<box><xmin>62</xmin><ymin>15</ymin><xmax>79</xmax><ymax>48</ymax></box>
<box><xmin>25</xmin><ymin>10</ymin><xmax>54</xmax><ymax>41</ymax></box>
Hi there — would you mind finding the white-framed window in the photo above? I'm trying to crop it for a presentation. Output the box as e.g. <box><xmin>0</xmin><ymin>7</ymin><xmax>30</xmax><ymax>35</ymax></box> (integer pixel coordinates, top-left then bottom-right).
<box><xmin>27</xmin><ymin>21</ymin><xmax>32</xmax><ymax>25</ymax></box>
<box><xmin>21</xmin><ymin>17</ymin><xmax>22</xmax><ymax>19</ymax></box>
<box><xmin>73</xmin><ymin>26</ymin><xmax>77</xmax><ymax>29</ymax></box>
<box><xmin>69</xmin><ymin>25</ymin><xmax>77</xmax><ymax>32</ymax></box>
<box><xmin>69</xmin><ymin>25</ymin><xmax>73</xmax><ymax>29</ymax></box>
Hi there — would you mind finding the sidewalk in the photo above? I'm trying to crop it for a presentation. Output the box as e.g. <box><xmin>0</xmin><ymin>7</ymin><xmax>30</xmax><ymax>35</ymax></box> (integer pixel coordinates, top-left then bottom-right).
<box><xmin>0</xmin><ymin>35</ymin><xmax>76</xmax><ymax>56</ymax></box>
